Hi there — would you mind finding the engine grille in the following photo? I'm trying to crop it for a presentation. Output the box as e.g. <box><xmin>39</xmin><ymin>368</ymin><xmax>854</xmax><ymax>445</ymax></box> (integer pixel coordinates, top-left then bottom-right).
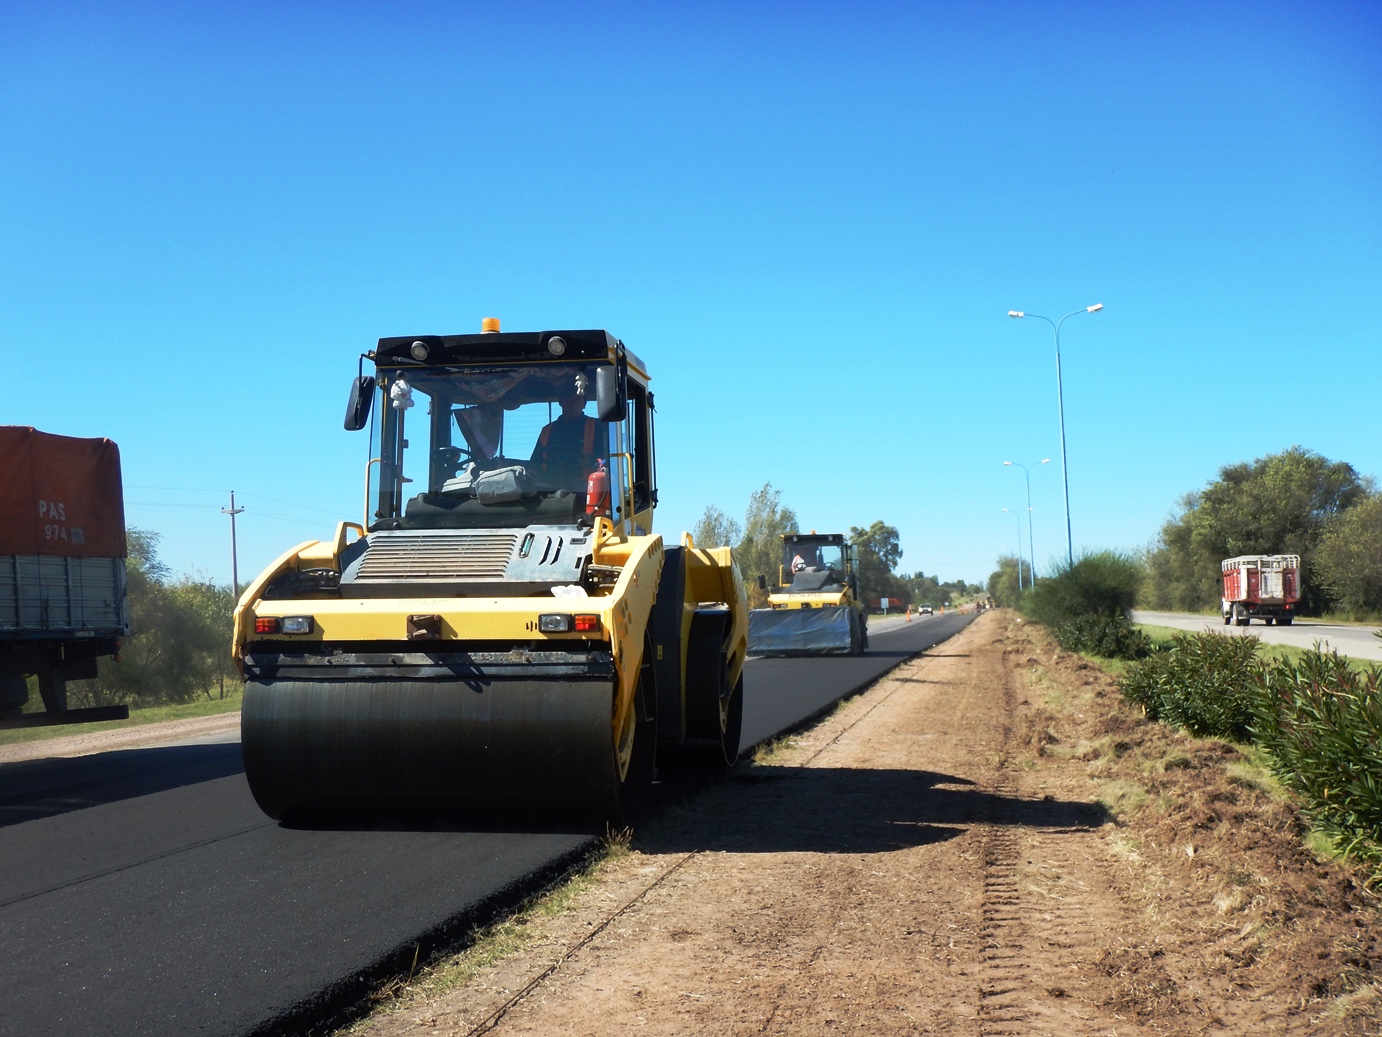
<box><xmin>352</xmin><ymin>532</ymin><xmax>519</xmax><ymax>582</ymax></box>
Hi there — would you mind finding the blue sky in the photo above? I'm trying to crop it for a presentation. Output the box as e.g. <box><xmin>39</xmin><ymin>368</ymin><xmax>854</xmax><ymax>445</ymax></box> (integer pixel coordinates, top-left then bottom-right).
<box><xmin>3</xmin><ymin>1</ymin><xmax>1379</xmax><ymax>586</ymax></box>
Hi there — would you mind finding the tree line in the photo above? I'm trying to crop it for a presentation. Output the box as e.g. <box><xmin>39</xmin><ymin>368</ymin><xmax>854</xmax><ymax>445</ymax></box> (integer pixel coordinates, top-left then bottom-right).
<box><xmin>695</xmin><ymin>484</ymin><xmax>980</xmax><ymax>609</ymax></box>
<box><xmin>1143</xmin><ymin>446</ymin><xmax>1381</xmax><ymax>616</ymax></box>
<box><xmin>986</xmin><ymin>446</ymin><xmax>1382</xmax><ymax>618</ymax></box>
<box><xmin>69</xmin><ymin>529</ymin><xmax>237</xmax><ymax>709</ymax></box>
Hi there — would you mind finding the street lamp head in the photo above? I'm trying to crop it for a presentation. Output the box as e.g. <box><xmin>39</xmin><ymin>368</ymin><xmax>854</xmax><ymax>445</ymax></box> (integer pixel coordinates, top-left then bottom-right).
<box><xmin>1007</xmin><ymin>310</ymin><xmax>1024</xmax><ymax>318</ymax></box>
<box><xmin>1086</xmin><ymin>303</ymin><xmax>1103</xmax><ymax>313</ymax></box>
<box><xmin>1040</xmin><ymin>458</ymin><xmax>1051</xmax><ymax>464</ymax></box>
<box><xmin>1003</xmin><ymin>461</ymin><xmax>1013</xmax><ymax>466</ymax></box>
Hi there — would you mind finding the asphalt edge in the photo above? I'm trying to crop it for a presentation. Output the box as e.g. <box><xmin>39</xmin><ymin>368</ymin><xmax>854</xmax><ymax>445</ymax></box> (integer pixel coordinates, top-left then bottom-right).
<box><xmin>740</xmin><ymin>612</ymin><xmax>978</xmax><ymax>755</ymax></box>
<box><xmin>244</xmin><ymin>837</ymin><xmax>600</xmax><ymax>1037</ymax></box>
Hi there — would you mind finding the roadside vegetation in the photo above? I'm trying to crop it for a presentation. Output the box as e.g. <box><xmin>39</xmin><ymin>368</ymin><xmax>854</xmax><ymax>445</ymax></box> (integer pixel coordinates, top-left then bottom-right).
<box><xmin>1008</xmin><ymin>550</ymin><xmax>1382</xmax><ymax>874</ymax></box>
<box><xmin>694</xmin><ymin>483</ymin><xmax>980</xmax><ymax>609</ymax></box>
<box><xmin>989</xmin><ymin>549</ymin><xmax>1152</xmax><ymax>661</ymax></box>
<box><xmin>1117</xmin><ymin>631</ymin><xmax>1382</xmax><ymax>872</ymax></box>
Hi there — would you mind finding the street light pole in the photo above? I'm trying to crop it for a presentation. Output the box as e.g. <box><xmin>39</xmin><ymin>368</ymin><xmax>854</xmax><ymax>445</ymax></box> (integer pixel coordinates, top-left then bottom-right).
<box><xmin>1008</xmin><ymin>304</ymin><xmax>1103</xmax><ymax>566</ymax></box>
<box><xmin>1002</xmin><ymin>508</ymin><xmax>1025</xmax><ymax>590</ymax></box>
<box><xmin>1004</xmin><ymin>458</ymin><xmax>1050</xmax><ymax>582</ymax></box>
<box><xmin>221</xmin><ymin>490</ymin><xmax>245</xmax><ymax>600</ymax></box>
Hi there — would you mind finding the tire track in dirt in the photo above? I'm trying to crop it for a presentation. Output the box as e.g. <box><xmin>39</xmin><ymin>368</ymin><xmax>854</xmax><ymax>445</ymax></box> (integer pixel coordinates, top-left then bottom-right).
<box><xmin>974</xmin><ymin>643</ymin><xmax>1136</xmax><ymax>1037</ymax></box>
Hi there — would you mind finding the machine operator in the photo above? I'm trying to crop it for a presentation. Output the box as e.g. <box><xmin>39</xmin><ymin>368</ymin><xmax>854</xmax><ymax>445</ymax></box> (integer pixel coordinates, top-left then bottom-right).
<box><xmin>532</xmin><ymin>389</ymin><xmax>603</xmax><ymax>490</ymax></box>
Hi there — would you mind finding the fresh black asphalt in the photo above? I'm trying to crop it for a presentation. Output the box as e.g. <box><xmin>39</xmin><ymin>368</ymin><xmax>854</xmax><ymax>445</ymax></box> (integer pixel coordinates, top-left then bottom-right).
<box><xmin>0</xmin><ymin>610</ymin><xmax>973</xmax><ymax>1037</ymax></box>
<box><xmin>741</xmin><ymin>610</ymin><xmax>974</xmax><ymax>749</ymax></box>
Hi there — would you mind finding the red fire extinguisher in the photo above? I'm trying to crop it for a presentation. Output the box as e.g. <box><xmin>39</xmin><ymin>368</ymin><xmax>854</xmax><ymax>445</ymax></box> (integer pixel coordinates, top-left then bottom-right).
<box><xmin>586</xmin><ymin>459</ymin><xmax>610</xmax><ymax>516</ymax></box>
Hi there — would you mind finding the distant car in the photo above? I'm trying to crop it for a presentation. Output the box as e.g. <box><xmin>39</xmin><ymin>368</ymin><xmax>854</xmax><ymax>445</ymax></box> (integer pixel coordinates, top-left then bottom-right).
<box><xmin>918</xmin><ymin>604</ymin><xmax>934</xmax><ymax>615</ymax></box>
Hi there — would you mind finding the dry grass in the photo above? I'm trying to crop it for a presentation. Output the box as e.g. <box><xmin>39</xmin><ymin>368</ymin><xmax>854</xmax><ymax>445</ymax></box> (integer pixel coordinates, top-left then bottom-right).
<box><xmin>342</xmin><ymin>831</ymin><xmax>636</xmax><ymax>1033</ymax></box>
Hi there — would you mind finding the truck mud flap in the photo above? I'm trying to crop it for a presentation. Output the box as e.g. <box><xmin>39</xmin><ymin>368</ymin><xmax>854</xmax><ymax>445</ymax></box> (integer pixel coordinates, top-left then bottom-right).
<box><xmin>242</xmin><ymin>675</ymin><xmax>621</xmax><ymax>824</ymax></box>
<box><xmin>747</xmin><ymin>607</ymin><xmax>859</xmax><ymax>656</ymax></box>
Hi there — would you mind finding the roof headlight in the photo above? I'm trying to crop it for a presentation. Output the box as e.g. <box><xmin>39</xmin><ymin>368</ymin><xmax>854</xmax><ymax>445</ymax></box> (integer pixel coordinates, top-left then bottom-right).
<box><xmin>410</xmin><ymin>341</ymin><xmax>429</xmax><ymax>361</ymax></box>
<box><xmin>547</xmin><ymin>336</ymin><xmax>567</xmax><ymax>356</ymax></box>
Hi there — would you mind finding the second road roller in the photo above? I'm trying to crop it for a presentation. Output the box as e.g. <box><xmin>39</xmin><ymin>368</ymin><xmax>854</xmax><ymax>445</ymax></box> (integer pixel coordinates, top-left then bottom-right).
<box><xmin>233</xmin><ymin>321</ymin><xmax>748</xmax><ymax>825</ymax></box>
<box><xmin>747</xmin><ymin>532</ymin><xmax>868</xmax><ymax>656</ymax></box>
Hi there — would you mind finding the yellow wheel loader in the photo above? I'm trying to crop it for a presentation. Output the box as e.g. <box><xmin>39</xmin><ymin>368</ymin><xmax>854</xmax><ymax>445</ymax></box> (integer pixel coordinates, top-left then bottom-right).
<box><xmin>746</xmin><ymin>533</ymin><xmax>867</xmax><ymax>656</ymax></box>
<box><xmin>232</xmin><ymin>323</ymin><xmax>748</xmax><ymax>824</ymax></box>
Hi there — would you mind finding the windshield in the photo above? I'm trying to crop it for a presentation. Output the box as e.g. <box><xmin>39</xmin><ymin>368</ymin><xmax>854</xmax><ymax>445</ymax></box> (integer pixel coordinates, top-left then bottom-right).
<box><xmin>368</xmin><ymin>362</ymin><xmax>638</xmax><ymax>531</ymax></box>
<box><xmin>782</xmin><ymin>541</ymin><xmax>846</xmax><ymax>576</ymax></box>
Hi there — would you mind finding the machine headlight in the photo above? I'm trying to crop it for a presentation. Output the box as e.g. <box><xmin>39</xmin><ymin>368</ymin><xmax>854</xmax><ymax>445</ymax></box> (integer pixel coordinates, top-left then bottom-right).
<box><xmin>547</xmin><ymin>336</ymin><xmax>567</xmax><ymax>356</ymax></box>
<box><xmin>281</xmin><ymin>616</ymin><xmax>315</xmax><ymax>635</ymax></box>
<box><xmin>410</xmin><ymin>341</ymin><xmax>429</xmax><ymax>360</ymax></box>
<box><xmin>538</xmin><ymin>614</ymin><xmax>572</xmax><ymax>633</ymax></box>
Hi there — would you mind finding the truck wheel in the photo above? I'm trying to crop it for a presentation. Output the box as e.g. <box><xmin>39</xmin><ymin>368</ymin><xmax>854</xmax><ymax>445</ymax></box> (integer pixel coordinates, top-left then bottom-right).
<box><xmin>1222</xmin><ymin>612</ymin><xmax>1231</xmax><ymax>626</ymax></box>
<box><xmin>1278</xmin><ymin>615</ymin><xmax>1293</xmax><ymax>626</ymax></box>
<box><xmin>1233</xmin><ymin>605</ymin><xmax>1250</xmax><ymax>627</ymax></box>
<box><xmin>0</xmin><ymin>676</ymin><xmax>28</xmax><ymax>716</ymax></box>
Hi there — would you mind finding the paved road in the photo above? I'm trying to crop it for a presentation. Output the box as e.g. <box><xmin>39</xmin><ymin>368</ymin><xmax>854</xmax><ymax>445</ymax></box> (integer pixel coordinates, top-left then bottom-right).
<box><xmin>0</xmin><ymin>611</ymin><xmax>973</xmax><ymax>1037</ymax></box>
<box><xmin>741</xmin><ymin>610</ymin><xmax>974</xmax><ymax>747</ymax></box>
<box><xmin>1133</xmin><ymin>610</ymin><xmax>1382</xmax><ymax>662</ymax></box>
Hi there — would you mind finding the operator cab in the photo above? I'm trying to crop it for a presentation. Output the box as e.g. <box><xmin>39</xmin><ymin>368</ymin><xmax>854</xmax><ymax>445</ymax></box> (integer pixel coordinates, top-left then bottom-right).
<box><xmin>779</xmin><ymin>533</ymin><xmax>856</xmax><ymax>595</ymax></box>
<box><xmin>348</xmin><ymin>326</ymin><xmax>657</xmax><ymax>535</ymax></box>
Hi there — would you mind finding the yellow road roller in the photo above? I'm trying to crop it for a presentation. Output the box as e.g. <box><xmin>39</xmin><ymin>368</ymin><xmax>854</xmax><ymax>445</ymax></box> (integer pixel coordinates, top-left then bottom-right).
<box><xmin>232</xmin><ymin>322</ymin><xmax>747</xmax><ymax>824</ymax></box>
<box><xmin>747</xmin><ymin>533</ymin><xmax>867</xmax><ymax>655</ymax></box>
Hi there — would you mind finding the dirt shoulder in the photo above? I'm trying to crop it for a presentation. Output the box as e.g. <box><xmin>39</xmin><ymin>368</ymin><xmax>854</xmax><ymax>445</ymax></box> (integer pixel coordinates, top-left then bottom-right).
<box><xmin>0</xmin><ymin>711</ymin><xmax>239</xmax><ymax>764</ymax></box>
<box><xmin>349</xmin><ymin>611</ymin><xmax>1381</xmax><ymax>1037</ymax></box>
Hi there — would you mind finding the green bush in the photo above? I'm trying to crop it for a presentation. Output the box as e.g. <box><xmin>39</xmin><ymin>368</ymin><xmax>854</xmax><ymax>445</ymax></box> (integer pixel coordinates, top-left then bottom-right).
<box><xmin>1119</xmin><ymin>632</ymin><xmax>1263</xmax><ymax>741</ymax></box>
<box><xmin>1025</xmin><ymin>550</ymin><xmax>1143</xmax><ymax>627</ymax></box>
<box><xmin>1254</xmin><ymin>652</ymin><xmax>1382</xmax><ymax>860</ymax></box>
<box><xmin>986</xmin><ymin>554</ymin><xmax>1030</xmax><ymax>609</ymax></box>
<box><xmin>1055</xmin><ymin>614</ymin><xmax>1153</xmax><ymax>660</ymax></box>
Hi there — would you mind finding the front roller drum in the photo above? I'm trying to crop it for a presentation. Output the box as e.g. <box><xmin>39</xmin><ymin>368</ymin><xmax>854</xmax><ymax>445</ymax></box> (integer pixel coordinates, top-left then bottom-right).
<box><xmin>241</xmin><ymin>676</ymin><xmax>653</xmax><ymax>825</ymax></box>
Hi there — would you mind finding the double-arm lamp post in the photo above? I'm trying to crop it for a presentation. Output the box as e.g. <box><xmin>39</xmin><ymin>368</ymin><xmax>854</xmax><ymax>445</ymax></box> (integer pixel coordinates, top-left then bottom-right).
<box><xmin>1007</xmin><ymin>304</ymin><xmax>1102</xmax><ymax>566</ymax></box>
<box><xmin>1003</xmin><ymin>458</ymin><xmax>1049</xmax><ymax>584</ymax></box>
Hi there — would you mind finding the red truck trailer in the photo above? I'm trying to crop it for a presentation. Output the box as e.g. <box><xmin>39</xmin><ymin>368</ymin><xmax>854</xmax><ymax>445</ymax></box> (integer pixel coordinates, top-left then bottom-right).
<box><xmin>1221</xmin><ymin>554</ymin><xmax>1300</xmax><ymax>627</ymax></box>
<box><xmin>0</xmin><ymin>427</ymin><xmax>131</xmax><ymax>727</ymax></box>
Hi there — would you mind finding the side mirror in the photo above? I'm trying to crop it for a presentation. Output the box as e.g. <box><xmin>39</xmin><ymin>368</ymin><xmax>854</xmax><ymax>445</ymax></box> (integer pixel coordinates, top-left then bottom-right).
<box><xmin>595</xmin><ymin>366</ymin><xmax>624</xmax><ymax>422</ymax></box>
<box><xmin>757</xmin><ymin>574</ymin><xmax>768</xmax><ymax>591</ymax></box>
<box><xmin>344</xmin><ymin>376</ymin><xmax>373</xmax><ymax>431</ymax></box>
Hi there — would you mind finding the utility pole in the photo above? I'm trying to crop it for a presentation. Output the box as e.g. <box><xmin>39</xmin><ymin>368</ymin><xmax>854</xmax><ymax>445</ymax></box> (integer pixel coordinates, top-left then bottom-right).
<box><xmin>222</xmin><ymin>491</ymin><xmax>245</xmax><ymax>599</ymax></box>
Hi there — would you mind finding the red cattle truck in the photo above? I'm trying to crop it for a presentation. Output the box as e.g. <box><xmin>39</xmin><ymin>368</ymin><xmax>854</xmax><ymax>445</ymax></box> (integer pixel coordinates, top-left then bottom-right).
<box><xmin>1221</xmin><ymin>554</ymin><xmax>1301</xmax><ymax>627</ymax></box>
<box><xmin>0</xmin><ymin>426</ymin><xmax>131</xmax><ymax>727</ymax></box>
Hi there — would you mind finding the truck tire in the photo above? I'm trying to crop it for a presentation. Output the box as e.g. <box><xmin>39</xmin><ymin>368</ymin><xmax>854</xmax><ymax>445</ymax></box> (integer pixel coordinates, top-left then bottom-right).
<box><xmin>0</xmin><ymin>677</ymin><xmax>28</xmax><ymax>716</ymax></box>
<box><xmin>1278</xmin><ymin>615</ymin><xmax>1293</xmax><ymax>626</ymax></box>
<box><xmin>1233</xmin><ymin>604</ymin><xmax>1250</xmax><ymax>627</ymax></box>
